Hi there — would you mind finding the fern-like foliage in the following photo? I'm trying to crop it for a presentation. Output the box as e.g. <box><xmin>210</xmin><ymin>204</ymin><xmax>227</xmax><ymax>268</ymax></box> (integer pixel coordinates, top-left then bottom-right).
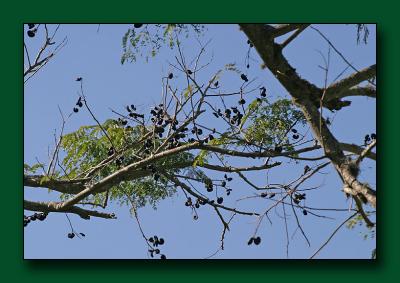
<box><xmin>243</xmin><ymin>98</ymin><xmax>306</xmax><ymax>151</ymax></box>
<box><xmin>59</xmin><ymin>120</ymin><xmax>194</xmax><ymax>209</ymax></box>
<box><xmin>121</xmin><ymin>24</ymin><xmax>205</xmax><ymax>64</ymax></box>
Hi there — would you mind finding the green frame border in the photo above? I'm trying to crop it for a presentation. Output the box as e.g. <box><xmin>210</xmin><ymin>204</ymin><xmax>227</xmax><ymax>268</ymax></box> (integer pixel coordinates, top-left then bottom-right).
<box><xmin>5</xmin><ymin>0</ymin><xmax>399</xmax><ymax>281</ymax></box>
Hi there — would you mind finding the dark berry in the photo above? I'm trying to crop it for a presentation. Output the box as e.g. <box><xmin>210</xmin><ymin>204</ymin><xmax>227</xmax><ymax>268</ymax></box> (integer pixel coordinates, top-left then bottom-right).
<box><xmin>134</xmin><ymin>24</ymin><xmax>143</xmax><ymax>28</ymax></box>
<box><xmin>67</xmin><ymin>232</ymin><xmax>75</xmax><ymax>239</ymax></box>
<box><xmin>240</xmin><ymin>74</ymin><xmax>248</xmax><ymax>82</ymax></box>
<box><xmin>254</xmin><ymin>236</ymin><xmax>261</xmax><ymax>245</ymax></box>
<box><xmin>247</xmin><ymin>237</ymin><xmax>254</xmax><ymax>245</ymax></box>
<box><xmin>76</xmin><ymin>77</ymin><xmax>82</xmax><ymax>81</ymax></box>
<box><xmin>27</xmin><ymin>30</ymin><xmax>35</xmax><ymax>37</ymax></box>
<box><xmin>168</xmin><ymin>73</ymin><xmax>173</xmax><ymax>79</ymax></box>
<box><xmin>303</xmin><ymin>210</ymin><xmax>308</xmax><ymax>216</ymax></box>
<box><xmin>217</xmin><ymin>197</ymin><xmax>223</xmax><ymax>204</ymax></box>
<box><xmin>160</xmin><ymin>254</ymin><xmax>167</xmax><ymax>259</ymax></box>
<box><xmin>260</xmin><ymin>87</ymin><xmax>267</xmax><ymax>97</ymax></box>
<box><xmin>371</xmin><ymin>133</ymin><xmax>376</xmax><ymax>140</ymax></box>
<box><xmin>37</xmin><ymin>213</ymin><xmax>46</xmax><ymax>221</ymax></box>
<box><xmin>27</xmin><ymin>24</ymin><xmax>35</xmax><ymax>29</ymax></box>
<box><xmin>186</xmin><ymin>69</ymin><xmax>193</xmax><ymax>75</ymax></box>
<box><xmin>238</xmin><ymin>99</ymin><xmax>246</xmax><ymax>105</ymax></box>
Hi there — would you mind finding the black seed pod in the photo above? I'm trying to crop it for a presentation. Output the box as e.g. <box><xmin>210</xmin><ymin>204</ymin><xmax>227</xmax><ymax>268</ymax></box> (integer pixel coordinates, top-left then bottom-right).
<box><xmin>240</xmin><ymin>74</ymin><xmax>248</xmax><ymax>82</ymax></box>
<box><xmin>27</xmin><ymin>30</ymin><xmax>35</xmax><ymax>37</ymax></box>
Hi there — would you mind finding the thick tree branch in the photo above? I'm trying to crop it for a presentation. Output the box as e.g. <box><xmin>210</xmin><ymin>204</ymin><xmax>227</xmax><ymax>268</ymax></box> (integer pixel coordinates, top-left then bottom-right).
<box><xmin>271</xmin><ymin>24</ymin><xmax>309</xmax><ymax>38</ymax></box>
<box><xmin>280</xmin><ymin>24</ymin><xmax>310</xmax><ymax>49</ymax></box>
<box><xmin>325</xmin><ymin>65</ymin><xmax>376</xmax><ymax>98</ymax></box>
<box><xmin>24</xmin><ymin>199</ymin><xmax>116</xmax><ymax>219</ymax></box>
<box><xmin>326</xmin><ymin>86</ymin><xmax>376</xmax><ymax>101</ymax></box>
<box><xmin>340</xmin><ymin>142</ymin><xmax>376</xmax><ymax>161</ymax></box>
<box><xmin>24</xmin><ymin>175</ymin><xmax>87</xmax><ymax>194</ymax></box>
<box><xmin>240</xmin><ymin>24</ymin><xmax>376</xmax><ymax>208</ymax></box>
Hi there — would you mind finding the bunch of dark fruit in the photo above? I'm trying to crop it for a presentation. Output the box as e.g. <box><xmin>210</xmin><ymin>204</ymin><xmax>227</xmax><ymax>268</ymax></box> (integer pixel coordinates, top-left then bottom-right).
<box><xmin>26</xmin><ymin>24</ymin><xmax>37</xmax><ymax>38</ymax></box>
<box><xmin>73</xmin><ymin>97</ymin><xmax>83</xmax><ymax>113</ymax></box>
<box><xmin>293</xmin><ymin>193</ymin><xmax>306</xmax><ymax>204</ymax></box>
<box><xmin>148</xmin><ymin>235</ymin><xmax>166</xmax><ymax>259</ymax></box>
<box><xmin>248</xmin><ymin>236</ymin><xmax>261</xmax><ymax>245</ymax></box>
<box><xmin>24</xmin><ymin>212</ymin><xmax>47</xmax><ymax>227</ymax></box>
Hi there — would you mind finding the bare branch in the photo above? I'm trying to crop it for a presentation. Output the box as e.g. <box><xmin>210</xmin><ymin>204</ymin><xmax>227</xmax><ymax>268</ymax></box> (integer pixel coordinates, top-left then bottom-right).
<box><xmin>309</xmin><ymin>212</ymin><xmax>358</xmax><ymax>259</ymax></box>
<box><xmin>280</xmin><ymin>24</ymin><xmax>310</xmax><ymax>49</ymax></box>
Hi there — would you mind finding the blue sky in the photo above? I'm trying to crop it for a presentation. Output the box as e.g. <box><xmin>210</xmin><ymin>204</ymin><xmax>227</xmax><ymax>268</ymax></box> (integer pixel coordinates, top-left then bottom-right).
<box><xmin>24</xmin><ymin>24</ymin><xmax>376</xmax><ymax>259</ymax></box>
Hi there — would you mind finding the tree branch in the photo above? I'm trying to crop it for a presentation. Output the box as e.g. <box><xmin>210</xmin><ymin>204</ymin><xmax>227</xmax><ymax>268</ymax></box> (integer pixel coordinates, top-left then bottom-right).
<box><xmin>340</xmin><ymin>142</ymin><xmax>376</xmax><ymax>161</ymax></box>
<box><xmin>325</xmin><ymin>65</ymin><xmax>376</xmax><ymax>98</ymax></box>
<box><xmin>24</xmin><ymin>199</ymin><xmax>116</xmax><ymax>220</ymax></box>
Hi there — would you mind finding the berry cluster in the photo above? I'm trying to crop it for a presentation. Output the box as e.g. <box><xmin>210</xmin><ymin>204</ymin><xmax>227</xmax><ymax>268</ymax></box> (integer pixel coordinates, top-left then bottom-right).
<box><xmin>260</xmin><ymin>192</ymin><xmax>276</xmax><ymax>199</ymax></box>
<box><xmin>220</xmin><ymin>179</ymin><xmax>232</xmax><ymax>196</ymax></box>
<box><xmin>260</xmin><ymin>87</ymin><xmax>267</xmax><ymax>98</ymax></box>
<box><xmin>218</xmin><ymin>107</ymin><xmax>244</xmax><ymax>126</ymax></box>
<box><xmin>148</xmin><ymin>235</ymin><xmax>166</xmax><ymax>259</ymax></box>
<box><xmin>24</xmin><ymin>212</ymin><xmax>47</xmax><ymax>227</ymax></box>
<box><xmin>291</xmin><ymin>128</ymin><xmax>299</xmax><ymax>140</ymax></box>
<box><xmin>26</xmin><ymin>24</ymin><xmax>37</xmax><ymax>38</ymax></box>
<box><xmin>293</xmin><ymin>193</ymin><xmax>306</xmax><ymax>205</ymax></box>
<box><xmin>150</xmin><ymin>104</ymin><xmax>173</xmax><ymax>138</ymax></box>
<box><xmin>247</xmin><ymin>236</ymin><xmax>261</xmax><ymax>245</ymax></box>
<box><xmin>185</xmin><ymin>196</ymin><xmax>207</xmax><ymax>209</ymax></box>
<box><xmin>364</xmin><ymin>133</ymin><xmax>376</xmax><ymax>146</ymax></box>
<box><xmin>72</xmin><ymin>97</ymin><xmax>83</xmax><ymax>113</ymax></box>
<box><xmin>126</xmin><ymin>104</ymin><xmax>144</xmax><ymax>119</ymax></box>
